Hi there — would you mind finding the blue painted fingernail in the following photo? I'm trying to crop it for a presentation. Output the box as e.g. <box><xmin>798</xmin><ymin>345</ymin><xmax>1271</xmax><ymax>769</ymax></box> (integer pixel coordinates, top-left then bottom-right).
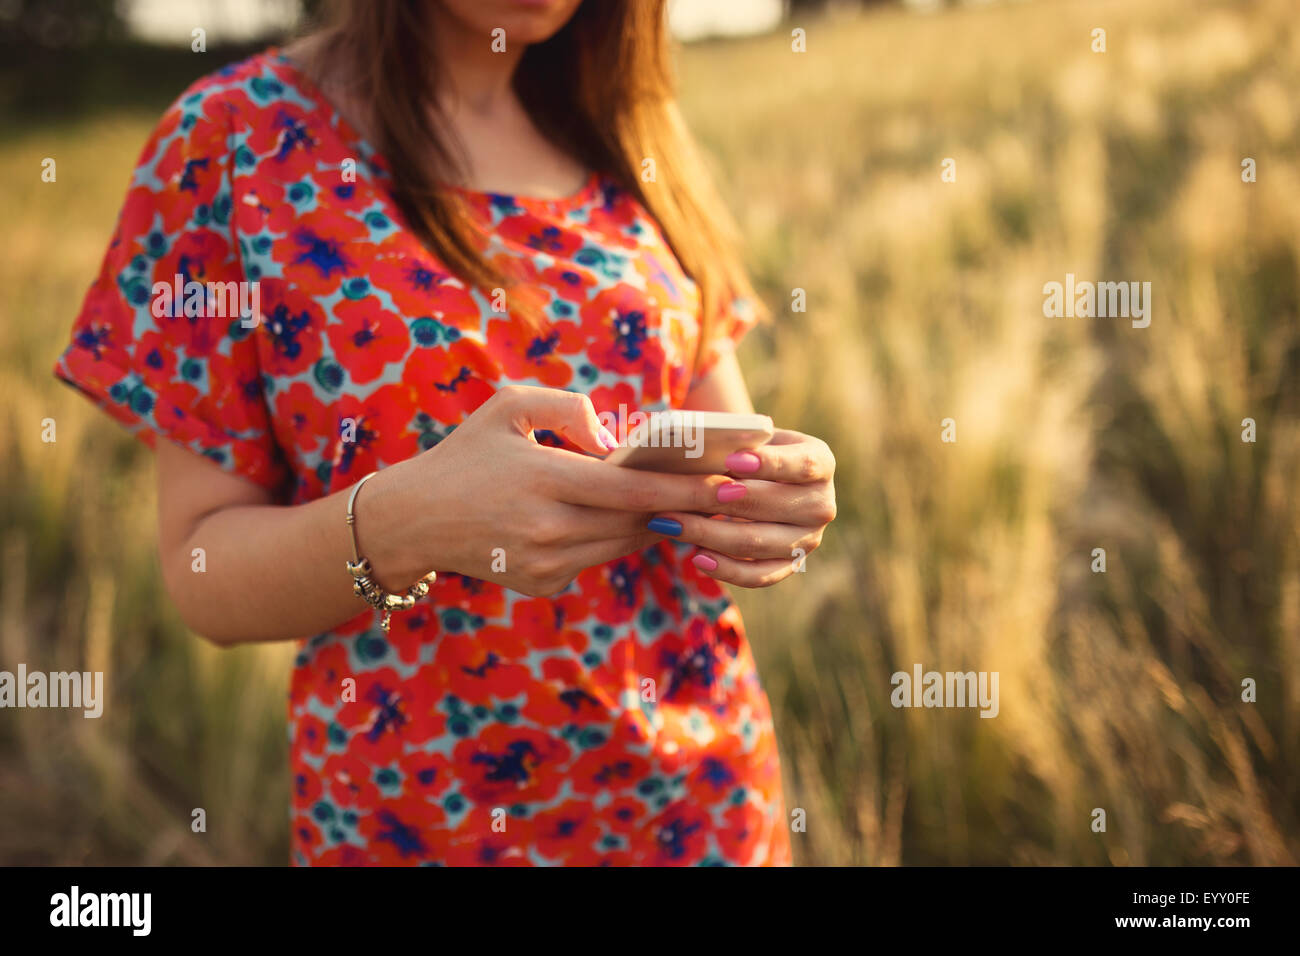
<box><xmin>647</xmin><ymin>517</ymin><xmax>683</xmax><ymax>536</ymax></box>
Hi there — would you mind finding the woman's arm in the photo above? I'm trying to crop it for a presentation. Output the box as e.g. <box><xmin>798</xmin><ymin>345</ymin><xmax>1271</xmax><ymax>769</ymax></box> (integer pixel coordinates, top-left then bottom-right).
<box><xmin>155</xmin><ymin>386</ymin><xmax>738</xmax><ymax>647</ymax></box>
<box><xmin>156</xmin><ymin>439</ymin><xmax>412</xmax><ymax>646</ymax></box>
<box><xmin>681</xmin><ymin>352</ymin><xmax>756</xmax><ymax>414</ymax></box>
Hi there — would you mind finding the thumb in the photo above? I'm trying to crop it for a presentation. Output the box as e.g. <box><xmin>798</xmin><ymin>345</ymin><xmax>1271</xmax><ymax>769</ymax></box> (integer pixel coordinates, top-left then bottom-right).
<box><xmin>496</xmin><ymin>386</ymin><xmax>619</xmax><ymax>456</ymax></box>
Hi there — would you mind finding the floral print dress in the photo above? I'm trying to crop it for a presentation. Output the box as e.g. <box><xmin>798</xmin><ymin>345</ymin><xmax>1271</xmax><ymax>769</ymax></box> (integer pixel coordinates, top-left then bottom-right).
<box><xmin>55</xmin><ymin>49</ymin><xmax>790</xmax><ymax>866</ymax></box>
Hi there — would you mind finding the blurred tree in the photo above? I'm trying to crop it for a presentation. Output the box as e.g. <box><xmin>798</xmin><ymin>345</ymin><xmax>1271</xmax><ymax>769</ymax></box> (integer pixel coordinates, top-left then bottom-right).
<box><xmin>0</xmin><ymin>0</ymin><xmax>266</xmax><ymax>119</ymax></box>
<box><xmin>0</xmin><ymin>0</ymin><xmax>126</xmax><ymax>48</ymax></box>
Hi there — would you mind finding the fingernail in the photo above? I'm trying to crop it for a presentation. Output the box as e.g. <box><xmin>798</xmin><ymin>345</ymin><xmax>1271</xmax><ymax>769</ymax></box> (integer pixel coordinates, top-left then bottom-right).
<box><xmin>647</xmin><ymin>517</ymin><xmax>683</xmax><ymax>536</ymax></box>
<box><xmin>598</xmin><ymin>426</ymin><xmax>620</xmax><ymax>451</ymax></box>
<box><xmin>725</xmin><ymin>452</ymin><xmax>761</xmax><ymax>473</ymax></box>
<box><xmin>717</xmin><ymin>481</ymin><xmax>747</xmax><ymax>503</ymax></box>
<box><xmin>692</xmin><ymin>553</ymin><xmax>718</xmax><ymax>571</ymax></box>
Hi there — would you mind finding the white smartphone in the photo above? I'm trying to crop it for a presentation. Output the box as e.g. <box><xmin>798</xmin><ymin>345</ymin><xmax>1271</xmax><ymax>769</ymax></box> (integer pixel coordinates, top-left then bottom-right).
<box><xmin>603</xmin><ymin>410</ymin><xmax>774</xmax><ymax>474</ymax></box>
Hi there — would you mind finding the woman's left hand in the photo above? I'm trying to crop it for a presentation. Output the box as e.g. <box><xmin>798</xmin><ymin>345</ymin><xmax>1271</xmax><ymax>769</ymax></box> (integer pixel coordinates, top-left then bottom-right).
<box><xmin>646</xmin><ymin>428</ymin><xmax>837</xmax><ymax>587</ymax></box>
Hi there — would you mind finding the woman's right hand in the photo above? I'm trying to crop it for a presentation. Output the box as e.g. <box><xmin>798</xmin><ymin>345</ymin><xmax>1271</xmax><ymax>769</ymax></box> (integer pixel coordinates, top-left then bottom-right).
<box><xmin>356</xmin><ymin>386</ymin><xmax>729</xmax><ymax>597</ymax></box>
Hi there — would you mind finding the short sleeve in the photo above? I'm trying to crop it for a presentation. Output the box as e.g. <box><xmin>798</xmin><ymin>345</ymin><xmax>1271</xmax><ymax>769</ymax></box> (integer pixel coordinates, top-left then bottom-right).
<box><xmin>53</xmin><ymin>81</ymin><xmax>290</xmax><ymax>495</ymax></box>
<box><xmin>690</xmin><ymin>292</ymin><xmax>762</xmax><ymax>389</ymax></box>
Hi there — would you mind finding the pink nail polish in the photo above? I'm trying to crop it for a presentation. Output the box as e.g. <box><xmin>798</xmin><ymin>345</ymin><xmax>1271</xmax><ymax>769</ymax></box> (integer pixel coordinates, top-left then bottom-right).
<box><xmin>692</xmin><ymin>553</ymin><xmax>718</xmax><ymax>571</ymax></box>
<box><xmin>725</xmin><ymin>451</ymin><xmax>761</xmax><ymax>473</ymax></box>
<box><xmin>598</xmin><ymin>426</ymin><xmax>620</xmax><ymax>451</ymax></box>
<box><xmin>717</xmin><ymin>481</ymin><xmax>747</xmax><ymax>503</ymax></box>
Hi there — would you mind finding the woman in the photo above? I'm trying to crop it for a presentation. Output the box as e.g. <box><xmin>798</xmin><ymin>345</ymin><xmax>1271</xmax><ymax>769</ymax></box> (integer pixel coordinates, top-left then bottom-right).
<box><xmin>55</xmin><ymin>0</ymin><xmax>836</xmax><ymax>865</ymax></box>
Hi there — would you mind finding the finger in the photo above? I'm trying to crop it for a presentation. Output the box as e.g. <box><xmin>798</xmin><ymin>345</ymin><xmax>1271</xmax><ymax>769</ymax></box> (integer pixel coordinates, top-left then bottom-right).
<box><xmin>563</xmin><ymin>531</ymin><xmax>664</xmax><ymax>571</ymax></box>
<box><xmin>537</xmin><ymin>446</ymin><xmax>730</xmax><ymax>513</ymax></box>
<box><xmin>661</xmin><ymin>476</ymin><xmax>835</xmax><ymax>527</ymax></box>
<box><xmin>688</xmin><ymin>549</ymin><xmax>800</xmax><ymax>588</ymax></box>
<box><xmin>513</xmin><ymin>503</ymin><xmax>650</xmax><ymax>551</ymax></box>
<box><xmin>723</xmin><ymin>430</ymin><xmax>835</xmax><ymax>484</ymax></box>
<box><xmin>555</xmin><ymin>504</ymin><xmax>660</xmax><ymax>544</ymax></box>
<box><xmin>495</xmin><ymin>385</ymin><xmax>619</xmax><ymax>456</ymax></box>
<box><xmin>645</xmin><ymin>512</ymin><xmax>819</xmax><ymax>561</ymax></box>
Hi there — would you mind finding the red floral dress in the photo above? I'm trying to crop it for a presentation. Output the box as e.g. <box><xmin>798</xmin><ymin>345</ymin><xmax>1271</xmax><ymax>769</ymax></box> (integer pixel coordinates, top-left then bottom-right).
<box><xmin>55</xmin><ymin>49</ymin><xmax>790</xmax><ymax>866</ymax></box>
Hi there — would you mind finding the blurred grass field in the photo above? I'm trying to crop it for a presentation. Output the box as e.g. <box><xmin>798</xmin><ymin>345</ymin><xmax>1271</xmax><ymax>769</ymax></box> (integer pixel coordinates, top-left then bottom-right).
<box><xmin>2</xmin><ymin>0</ymin><xmax>1298</xmax><ymax>865</ymax></box>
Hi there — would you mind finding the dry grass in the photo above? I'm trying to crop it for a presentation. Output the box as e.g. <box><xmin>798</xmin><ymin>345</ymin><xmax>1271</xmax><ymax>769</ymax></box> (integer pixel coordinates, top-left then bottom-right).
<box><xmin>1</xmin><ymin>0</ymin><xmax>1296</xmax><ymax>864</ymax></box>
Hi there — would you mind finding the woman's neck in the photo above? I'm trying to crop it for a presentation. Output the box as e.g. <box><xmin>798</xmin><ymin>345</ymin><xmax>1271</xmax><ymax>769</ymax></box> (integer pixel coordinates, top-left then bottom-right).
<box><xmin>427</xmin><ymin>8</ymin><xmax>525</xmax><ymax>119</ymax></box>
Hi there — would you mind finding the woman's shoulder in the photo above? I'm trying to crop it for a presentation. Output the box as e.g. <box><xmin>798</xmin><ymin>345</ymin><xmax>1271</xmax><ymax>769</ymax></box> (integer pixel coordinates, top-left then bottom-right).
<box><xmin>132</xmin><ymin>45</ymin><xmax>353</xmax><ymax>193</ymax></box>
<box><xmin>157</xmin><ymin>47</ymin><xmax>309</xmax><ymax>136</ymax></box>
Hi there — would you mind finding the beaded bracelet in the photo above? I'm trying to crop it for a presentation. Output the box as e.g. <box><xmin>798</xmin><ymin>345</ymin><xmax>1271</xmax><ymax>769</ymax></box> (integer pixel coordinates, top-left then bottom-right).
<box><xmin>345</xmin><ymin>471</ymin><xmax>436</xmax><ymax>632</ymax></box>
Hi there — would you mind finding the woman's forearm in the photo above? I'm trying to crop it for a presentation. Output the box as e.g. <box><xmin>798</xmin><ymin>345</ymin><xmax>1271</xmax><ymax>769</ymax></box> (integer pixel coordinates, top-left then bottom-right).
<box><xmin>154</xmin><ymin>383</ymin><xmax>762</xmax><ymax>648</ymax></box>
<box><xmin>683</xmin><ymin>351</ymin><xmax>756</xmax><ymax>414</ymax></box>
<box><xmin>157</xmin><ymin>444</ymin><xmax>428</xmax><ymax>646</ymax></box>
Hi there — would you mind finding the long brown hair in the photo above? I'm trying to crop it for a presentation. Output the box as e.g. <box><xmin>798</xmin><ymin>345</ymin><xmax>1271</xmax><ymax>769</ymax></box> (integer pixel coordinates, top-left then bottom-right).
<box><xmin>298</xmin><ymin>0</ymin><xmax>764</xmax><ymax>373</ymax></box>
